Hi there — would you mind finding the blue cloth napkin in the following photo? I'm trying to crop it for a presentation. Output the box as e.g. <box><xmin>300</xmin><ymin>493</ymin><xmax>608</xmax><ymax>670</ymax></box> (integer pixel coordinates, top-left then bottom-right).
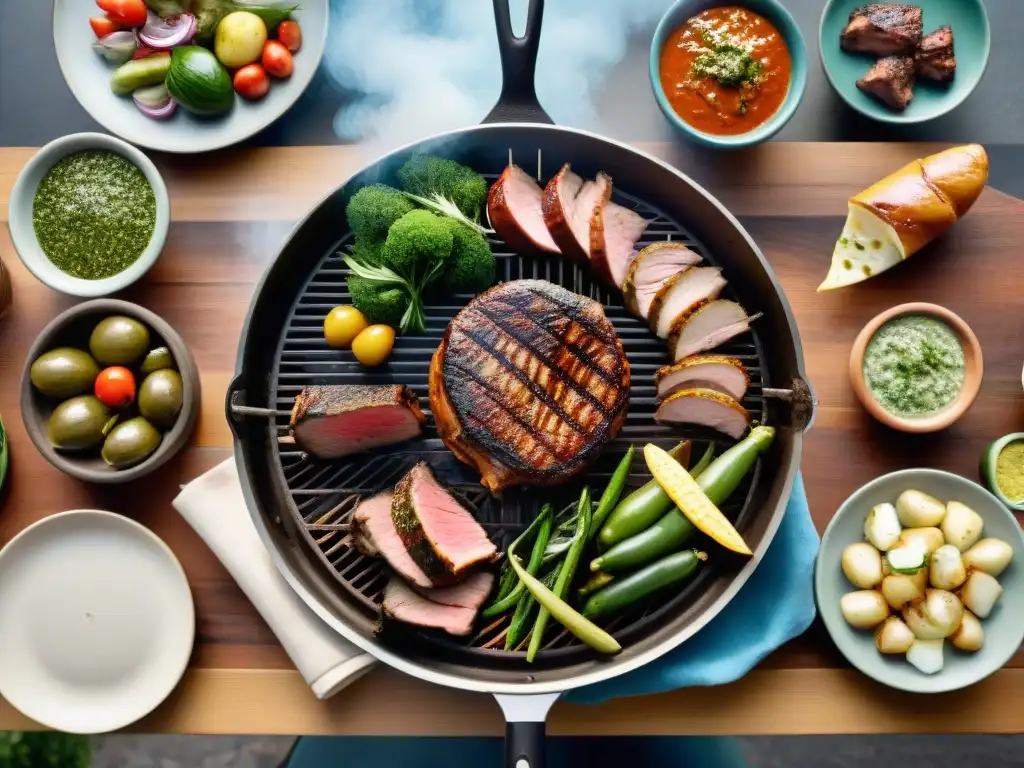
<box><xmin>567</xmin><ymin>474</ymin><xmax>818</xmax><ymax>704</ymax></box>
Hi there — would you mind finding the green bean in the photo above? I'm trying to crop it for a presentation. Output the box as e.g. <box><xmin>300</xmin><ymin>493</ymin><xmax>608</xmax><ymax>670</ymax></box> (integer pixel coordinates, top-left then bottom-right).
<box><xmin>505</xmin><ymin>570</ymin><xmax>557</xmax><ymax>650</ymax></box>
<box><xmin>589</xmin><ymin>445</ymin><xmax>636</xmax><ymax>536</ymax></box>
<box><xmin>582</xmin><ymin>550</ymin><xmax>707</xmax><ymax>618</ymax></box>
<box><xmin>482</xmin><ymin>506</ymin><xmax>553</xmax><ymax>618</ymax></box>
<box><xmin>493</xmin><ymin>564</ymin><xmax>519</xmax><ymax>604</ymax></box>
<box><xmin>485</xmin><ymin>504</ymin><xmax>554</xmax><ymax>610</ymax></box>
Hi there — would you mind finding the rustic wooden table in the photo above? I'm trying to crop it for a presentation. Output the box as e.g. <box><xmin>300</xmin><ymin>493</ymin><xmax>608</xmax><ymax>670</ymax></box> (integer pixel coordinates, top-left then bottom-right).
<box><xmin>1</xmin><ymin>142</ymin><xmax>1023</xmax><ymax>736</ymax></box>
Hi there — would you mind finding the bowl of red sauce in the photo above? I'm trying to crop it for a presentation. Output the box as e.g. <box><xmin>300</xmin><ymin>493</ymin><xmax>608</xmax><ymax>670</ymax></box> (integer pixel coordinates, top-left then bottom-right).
<box><xmin>650</xmin><ymin>1</ymin><xmax>808</xmax><ymax>148</ymax></box>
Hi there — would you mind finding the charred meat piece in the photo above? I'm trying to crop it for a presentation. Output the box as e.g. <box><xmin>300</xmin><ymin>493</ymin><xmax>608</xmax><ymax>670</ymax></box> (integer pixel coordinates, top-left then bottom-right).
<box><xmin>655</xmin><ymin>355</ymin><xmax>750</xmax><ymax>402</ymax></box>
<box><xmin>488</xmin><ymin>165</ymin><xmax>561</xmax><ymax>255</ymax></box>
<box><xmin>391</xmin><ymin>463</ymin><xmax>496</xmax><ymax>584</ymax></box>
<box><xmin>915</xmin><ymin>26</ymin><xmax>955</xmax><ymax>83</ymax></box>
<box><xmin>857</xmin><ymin>56</ymin><xmax>916</xmax><ymax>111</ymax></box>
<box><xmin>655</xmin><ymin>388</ymin><xmax>751</xmax><ymax>439</ymax></box>
<box><xmin>840</xmin><ymin>4</ymin><xmax>923</xmax><ymax>55</ymax></box>
<box><xmin>669</xmin><ymin>299</ymin><xmax>759</xmax><ymax>361</ymax></box>
<box><xmin>430</xmin><ymin>280</ymin><xmax>630</xmax><ymax>493</ymax></box>
<box><xmin>623</xmin><ymin>243</ymin><xmax>703</xmax><ymax>320</ymax></box>
<box><xmin>541</xmin><ymin>164</ymin><xmax>588</xmax><ymax>263</ymax></box>
<box><xmin>289</xmin><ymin>385</ymin><xmax>425</xmax><ymax>459</ymax></box>
<box><xmin>648</xmin><ymin>267</ymin><xmax>727</xmax><ymax>339</ymax></box>
<box><xmin>351</xmin><ymin>491</ymin><xmax>435</xmax><ymax>589</ymax></box>
<box><xmin>589</xmin><ymin>181</ymin><xmax>647</xmax><ymax>287</ymax></box>
<box><xmin>382</xmin><ymin>571</ymin><xmax>494</xmax><ymax>636</ymax></box>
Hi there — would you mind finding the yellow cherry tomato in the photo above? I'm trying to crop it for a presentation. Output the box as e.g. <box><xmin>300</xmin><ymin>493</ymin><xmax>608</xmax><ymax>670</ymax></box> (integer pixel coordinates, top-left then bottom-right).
<box><xmin>324</xmin><ymin>306</ymin><xmax>368</xmax><ymax>349</ymax></box>
<box><xmin>351</xmin><ymin>325</ymin><xmax>395</xmax><ymax>367</ymax></box>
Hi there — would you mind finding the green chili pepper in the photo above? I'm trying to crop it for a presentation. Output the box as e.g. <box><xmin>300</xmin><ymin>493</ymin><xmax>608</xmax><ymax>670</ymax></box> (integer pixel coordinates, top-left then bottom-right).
<box><xmin>483</xmin><ymin>505</ymin><xmax>553</xmax><ymax>618</ymax></box>
<box><xmin>577</xmin><ymin>571</ymin><xmax>614</xmax><ymax>600</ymax></box>
<box><xmin>505</xmin><ymin>569</ymin><xmax>557</xmax><ymax>650</ymax></box>
<box><xmin>695</xmin><ymin>425</ymin><xmax>775</xmax><ymax>504</ymax></box>
<box><xmin>589</xmin><ymin>445</ymin><xmax>635</xmax><ymax>536</ymax></box>
<box><xmin>688</xmin><ymin>440</ymin><xmax>715</xmax><ymax>479</ymax></box>
<box><xmin>582</xmin><ymin>550</ymin><xmax>707</xmax><ymax>618</ymax></box>
<box><xmin>527</xmin><ymin>488</ymin><xmax>592</xmax><ymax>662</ymax></box>
<box><xmin>598</xmin><ymin>441</ymin><xmax>705</xmax><ymax>548</ymax></box>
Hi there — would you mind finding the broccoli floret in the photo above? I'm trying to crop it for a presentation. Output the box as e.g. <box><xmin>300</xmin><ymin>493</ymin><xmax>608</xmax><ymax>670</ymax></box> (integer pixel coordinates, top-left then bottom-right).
<box><xmin>437</xmin><ymin>220</ymin><xmax>496</xmax><ymax>295</ymax></box>
<box><xmin>397</xmin><ymin>155</ymin><xmax>489</xmax><ymax>224</ymax></box>
<box><xmin>349</xmin><ymin>237</ymin><xmax>384</xmax><ymax>266</ymax></box>
<box><xmin>345</xmin><ymin>184</ymin><xmax>416</xmax><ymax>244</ymax></box>
<box><xmin>347</xmin><ymin>274</ymin><xmax>407</xmax><ymax>328</ymax></box>
<box><xmin>380</xmin><ymin>209</ymin><xmax>453</xmax><ymax>277</ymax></box>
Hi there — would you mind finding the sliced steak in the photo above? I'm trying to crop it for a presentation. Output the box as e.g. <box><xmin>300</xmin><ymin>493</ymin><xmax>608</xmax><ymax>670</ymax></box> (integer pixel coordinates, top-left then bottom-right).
<box><xmin>382</xmin><ymin>577</ymin><xmax>483</xmax><ymax>636</ymax></box>
<box><xmin>350</xmin><ymin>491</ymin><xmax>434</xmax><ymax>588</ymax></box>
<box><xmin>391</xmin><ymin>463</ymin><xmax>496</xmax><ymax>583</ymax></box>
<box><xmin>655</xmin><ymin>355</ymin><xmax>750</xmax><ymax>402</ymax></box>
<box><xmin>915</xmin><ymin>26</ymin><xmax>955</xmax><ymax>83</ymax></box>
<box><xmin>289</xmin><ymin>385</ymin><xmax>425</xmax><ymax>459</ymax></box>
<box><xmin>429</xmin><ymin>280</ymin><xmax>630</xmax><ymax>493</ymax></box>
<box><xmin>589</xmin><ymin>185</ymin><xmax>647</xmax><ymax>287</ymax></box>
<box><xmin>857</xmin><ymin>56</ymin><xmax>916</xmax><ymax>110</ymax></box>
<box><xmin>623</xmin><ymin>242</ymin><xmax>703</xmax><ymax>319</ymax></box>
<box><xmin>669</xmin><ymin>299</ymin><xmax>759</xmax><ymax>361</ymax></box>
<box><xmin>412</xmin><ymin>570</ymin><xmax>495</xmax><ymax>608</ymax></box>
<box><xmin>840</xmin><ymin>4</ymin><xmax>923</xmax><ymax>55</ymax></box>
<box><xmin>655</xmin><ymin>388</ymin><xmax>751</xmax><ymax>439</ymax></box>
<box><xmin>541</xmin><ymin>164</ymin><xmax>587</xmax><ymax>263</ymax></box>
<box><xmin>648</xmin><ymin>267</ymin><xmax>727</xmax><ymax>339</ymax></box>
<box><xmin>488</xmin><ymin>165</ymin><xmax>561</xmax><ymax>255</ymax></box>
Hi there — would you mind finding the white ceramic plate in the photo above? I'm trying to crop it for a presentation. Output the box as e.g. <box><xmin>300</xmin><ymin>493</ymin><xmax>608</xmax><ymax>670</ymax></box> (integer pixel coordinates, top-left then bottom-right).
<box><xmin>0</xmin><ymin>510</ymin><xmax>195</xmax><ymax>733</ymax></box>
<box><xmin>53</xmin><ymin>0</ymin><xmax>329</xmax><ymax>153</ymax></box>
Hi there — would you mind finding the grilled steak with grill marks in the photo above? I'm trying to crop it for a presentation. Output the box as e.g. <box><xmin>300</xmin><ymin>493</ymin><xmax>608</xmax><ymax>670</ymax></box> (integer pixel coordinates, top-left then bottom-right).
<box><xmin>429</xmin><ymin>280</ymin><xmax>630</xmax><ymax>493</ymax></box>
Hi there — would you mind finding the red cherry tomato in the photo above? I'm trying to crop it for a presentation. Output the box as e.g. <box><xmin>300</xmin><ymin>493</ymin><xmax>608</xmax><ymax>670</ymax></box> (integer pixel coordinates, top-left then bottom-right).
<box><xmin>95</xmin><ymin>366</ymin><xmax>136</xmax><ymax>409</ymax></box>
<box><xmin>277</xmin><ymin>20</ymin><xmax>302</xmax><ymax>52</ymax></box>
<box><xmin>90</xmin><ymin>15</ymin><xmax>121</xmax><ymax>38</ymax></box>
<box><xmin>234</xmin><ymin>63</ymin><xmax>270</xmax><ymax>100</ymax></box>
<box><xmin>261</xmin><ymin>40</ymin><xmax>294</xmax><ymax>78</ymax></box>
<box><xmin>132</xmin><ymin>46</ymin><xmax>158</xmax><ymax>60</ymax></box>
<box><xmin>96</xmin><ymin>0</ymin><xmax>147</xmax><ymax>28</ymax></box>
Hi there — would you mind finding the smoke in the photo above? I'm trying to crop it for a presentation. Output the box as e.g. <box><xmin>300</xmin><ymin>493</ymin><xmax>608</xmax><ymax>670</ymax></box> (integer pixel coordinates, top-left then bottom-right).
<box><xmin>324</xmin><ymin>0</ymin><xmax>673</xmax><ymax>152</ymax></box>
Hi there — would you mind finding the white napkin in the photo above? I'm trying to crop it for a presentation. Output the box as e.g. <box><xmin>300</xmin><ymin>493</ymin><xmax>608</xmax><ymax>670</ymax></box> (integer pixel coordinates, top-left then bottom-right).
<box><xmin>173</xmin><ymin>459</ymin><xmax>376</xmax><ymax>699</ymax></box>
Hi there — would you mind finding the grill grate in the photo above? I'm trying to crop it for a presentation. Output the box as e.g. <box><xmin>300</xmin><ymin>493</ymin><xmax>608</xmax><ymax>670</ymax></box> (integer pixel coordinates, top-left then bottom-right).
<box><xmin>266</xmin><ymin>161</ymin><xmax>769</xmax><ymax>663</ymax></box>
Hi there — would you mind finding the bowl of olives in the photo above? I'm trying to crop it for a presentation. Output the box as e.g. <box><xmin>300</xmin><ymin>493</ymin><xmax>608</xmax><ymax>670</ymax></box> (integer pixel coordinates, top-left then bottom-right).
<box><xmin>20</xmin><ymin>299</ymin><xmax>200</xmax><ymax>483</ymax></box>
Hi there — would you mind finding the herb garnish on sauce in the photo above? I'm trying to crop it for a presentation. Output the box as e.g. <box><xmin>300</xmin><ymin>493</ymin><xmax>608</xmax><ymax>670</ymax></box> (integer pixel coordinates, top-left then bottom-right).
<box><xmin>691</xmin><ymin>39</ymin><xmax>763</xmax><ymax>88</ymax></box>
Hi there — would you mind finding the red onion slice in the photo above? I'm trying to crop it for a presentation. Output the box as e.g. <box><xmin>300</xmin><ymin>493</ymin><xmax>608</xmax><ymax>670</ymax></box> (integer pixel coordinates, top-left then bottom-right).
<box><xmin>134</xmin><ymin>95</ymin><xmax>178</xmax><ymax>120</ymax></box>
<box><xmin>138</xmin><ymin>11</ymin><xmax>196</xmax><ymax>49</ymax></box>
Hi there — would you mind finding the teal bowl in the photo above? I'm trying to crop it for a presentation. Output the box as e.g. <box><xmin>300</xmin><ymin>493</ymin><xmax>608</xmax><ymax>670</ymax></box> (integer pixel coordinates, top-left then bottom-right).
<box><xmin>819</xmin><ymin>0</ymin><xmax>990</xmax><ymax>124</ymax></box>
<box><xmin>816</xmin><ymin>469</ymin><xmax>1024</xmax><ymax>694</ymax></box>
<box><xmin>649</xmin><ymin>0</ymin><xmax>808</xmax><ymax>149</ymax></box>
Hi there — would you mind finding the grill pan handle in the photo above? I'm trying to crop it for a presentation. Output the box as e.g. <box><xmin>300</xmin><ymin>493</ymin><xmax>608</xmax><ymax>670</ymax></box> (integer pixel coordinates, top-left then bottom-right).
<box><xmin>495</xmin><ymin>692</ymin><xmax>559</xmax><ymax>768</ymax></box>
<box><xmin>484</xmin><ymin>0</ymin><xmax>554</xmax><ymax>124</ymax></box>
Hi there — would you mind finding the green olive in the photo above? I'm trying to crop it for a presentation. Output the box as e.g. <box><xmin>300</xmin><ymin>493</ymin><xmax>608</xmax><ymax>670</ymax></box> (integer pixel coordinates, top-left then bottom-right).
<box><xmin>140</xmin><ymin>346</ymin><xmax>177</xmax><ymax>376</ymax></box>
<box><xmin>30</xmin><ymin>347</ymin><xmax>100</xmax><ymax>399</ymax></box>
<box><xmin>47</xmin><ymin>395</ymin><xmax>113</xmax><ymax>450</ymax></box>
<box><xmin>101</xmin><ymin>417</ymin><xmax>162</xmax><ymax>469</ymax></box>
<box><xmin>89</xmin><ymin>316</ymin><xmax>151</xmax><ymax>366</ymax></box>
<box><xmin>138</xmin><ymin>370</ymin><xmax>183</xmax><ymax>428</ymax></box>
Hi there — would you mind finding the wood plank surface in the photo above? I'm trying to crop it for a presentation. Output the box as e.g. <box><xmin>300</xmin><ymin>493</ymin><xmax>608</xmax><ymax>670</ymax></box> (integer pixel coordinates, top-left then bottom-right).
<box><xmin>1</xmin><ymin>143</ymin><xmax>1023</xmax><ymax>734</ymax></box>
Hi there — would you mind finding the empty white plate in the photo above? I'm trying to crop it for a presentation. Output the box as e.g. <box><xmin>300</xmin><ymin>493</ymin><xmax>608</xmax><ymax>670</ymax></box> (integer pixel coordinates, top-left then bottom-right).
<box><xmin>0</xmin><ymin>510</ymin><xmax>195</xmax><ymax>733</ymax></box>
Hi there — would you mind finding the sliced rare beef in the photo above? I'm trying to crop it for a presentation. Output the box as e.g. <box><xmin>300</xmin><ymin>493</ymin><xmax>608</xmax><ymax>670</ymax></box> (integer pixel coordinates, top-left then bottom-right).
<box><xmin>655</xmin><ymin>355</ymin><xmax>750</xmax><ymax>402</ymax></box>
<box><xmin>391</xmin><ymin>463</ymin><xmax>497</xmax><ymax>583</ymax></box>
<box><xmin>647</xmin><ymin>267</ymin><xmax>727</xmax><ymax>339</ymax></box>
<box><xmin>857</xmin><ymin>56</ymin><xmax>916</xmax><ymax>110</ymax></box>
<box><xmin>655</xmin><ymin>388</ymin><xmax>751</xmax><ymax>439</ymax></box>
<box><xmin>350</xmin><ymin>491</ymin><xmax>434</xmax><ymax>589</ymax></box>
<box><xmin>589</xmin><ymin>185</ymin><xmax>647</xmax><ymax>287</ymax></box>
<box><xmin>382</xmin><ymin>572</ymin><xmax>494</xmax><ymax>636</ymax></box>
<box><xmin>915</xmin><ymin>26</ymin><xmax>955</xmax><ymax>83</ymax></box>
<box><xmin>488</xmin><ymin>164</ymin><xmax>561</xmax><ymax>255</ymax></box>
<box><xmin>840</xmin><ymin>4</ymin><xmax>923</xmax><ymax>55</ymax></box>
<box><xmin>541</xmin><ymin>164</ymin><xmax>588</xmax><ymax>263</ymax></box>
<box><xmin>669</xmin><ymin>299</ymin><xmax>759</xmax><ymax>361</ymax></box>
<box><xmin>289</xmin><ymin>385</ymin><xmax>425</xmax><ymax>459</ymax></box>
<box><xmin>623</xmin><ymin>242</ymin><xmax>702</xmax><ymax>320</ymax></box>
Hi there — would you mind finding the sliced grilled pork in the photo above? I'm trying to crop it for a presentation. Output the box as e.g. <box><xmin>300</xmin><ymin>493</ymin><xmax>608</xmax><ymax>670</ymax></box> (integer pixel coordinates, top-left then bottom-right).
<box><xmin>488</xmin><ymin>165</ymin><xmax>561</xmax><ymax>255</ymax></box>
<box><xmin>648</xmin><ymin>267</ymin><xmax>727</xmax><ymax>339</ymax></box>
<box><xmin>382</xmin><ymin>574</ymin><xmax>493</xmax><ymax>636</ymax></box>
<box><xmin>623</xmin><ymin>242</ymin><xmax>702</xmax><ymax>319</ymax></box>
<box><xmin>391</xmin><ymin>463</ymin><xmax>496</xmax><ymax>583</ymax></box>
<box><xmin>350</xmin><ymin>492</ymin><xmax>434</xmax><ymax>588</ymax></box>
<box><xmin>655</xmin><ymin>356</ymin><xmax>750</xmax><ymax>402</ymax></box>
<box><xmin>541</xmin><ymin>164</ymin><xmax>587</xmax><ymax>263</ymax></box>
<box><xmin>590</xmin><ymin>193</ymin><xmax>647</xmax><ymax>287</ymax></box>
<box><xmin>289</xmin><ymin>385</ymin><xmax>425</xmax><ymax>459</ymax></box>
<box><xmin>670</xmin><ymin>299</ymin><xmax>759</xmax><ymax>361</ymax></box>
<box><xmin>840</xmin><ymin>4</ymin><xmax>922</xmax><ymax>55</ymax></box>
<box><xmin>429</xmin><ymin>280</ymin><xmax>630</xmax><ymax>493</ymax></box>
<box><xmin>857</xmin><ymin>56</ymin><xmax>916</xmax><ymax>110</ymax></box>
<box><xmin>915</xmin><ymin>26</ymin><xmax>955</xmax><ymax>83</ymax></box>
<box><xmin>655</xmin><ymin>388</ymin><xmax>751</xmax><ymax>439</ymax></box>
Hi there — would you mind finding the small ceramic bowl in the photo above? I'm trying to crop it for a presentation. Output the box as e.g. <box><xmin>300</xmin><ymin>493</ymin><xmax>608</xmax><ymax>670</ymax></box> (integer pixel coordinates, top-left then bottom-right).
<box><xmin>816</xmin><ymin>468</ymin><xmax>1024</xmax><ymax>694</ymax></box>
<box><xmin>819</xmin><ymin>0</ymin><xmax>990</xmax><ymax>124</ymax></box>
<box><xmin>649</xmin><ymin>0</ymin><xmax>808</xmax><ymax>148</ymax></box>
<box><xmin>7</xmin><ymin>133</ymin><xmax>170</xmax><ymax>297</ymax></box>
<box><xmin>981</xmin><ymin>433</ymin><xmax>1024</xmax><ymax>512</ymax></box>
<box><xmin>849</xmin><ymin>302</ymin><xmax>983</xmax><ymax>433</ymax></box>
<box><xmin>20</xmin><ymin>299</ymin><xmax>200</xmax><ymax>484</ymax></box>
